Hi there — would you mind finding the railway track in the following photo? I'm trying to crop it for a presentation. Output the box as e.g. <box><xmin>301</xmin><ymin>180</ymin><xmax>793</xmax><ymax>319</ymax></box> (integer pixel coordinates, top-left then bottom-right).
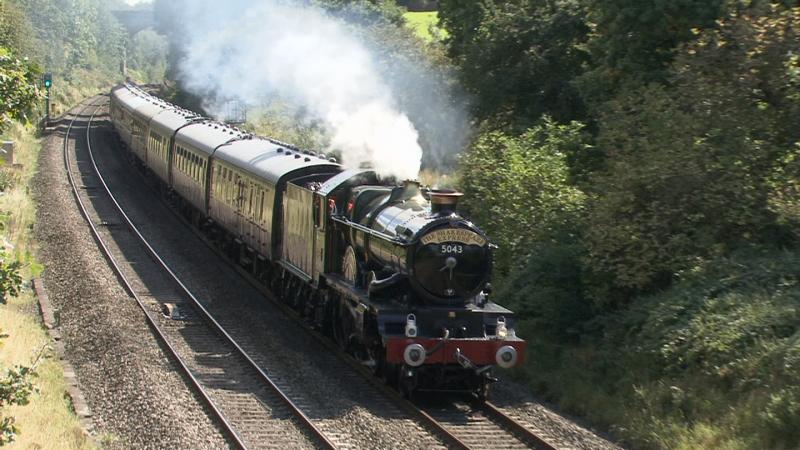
<box><xmin>64</xmin><ymin>97</ymin><xmax>332</xmax><ymax>449</ymax></box>
<box><xmin>71</xmin><ymin>95</ymin><xmax>568</xmax><ymax>449</ymax></box>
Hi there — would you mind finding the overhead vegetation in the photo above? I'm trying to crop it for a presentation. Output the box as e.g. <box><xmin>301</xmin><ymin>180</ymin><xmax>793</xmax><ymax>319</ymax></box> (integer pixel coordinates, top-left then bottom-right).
<box><xmin>438</xmin><ymin>0</ymin><xmax>590</xmax><ymax>126</ymax></box>
<box><xmin>0</xmin><ymin>47</ymin><xmax>40</xmax><ymax>131</ymax></box>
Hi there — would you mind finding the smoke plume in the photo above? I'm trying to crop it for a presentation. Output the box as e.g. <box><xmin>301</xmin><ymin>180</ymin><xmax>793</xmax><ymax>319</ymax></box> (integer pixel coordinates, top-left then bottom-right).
<box><xmin>176</xmin><ymin>0</ymin><xmax>424</xmax><ymax>180</ymax></box>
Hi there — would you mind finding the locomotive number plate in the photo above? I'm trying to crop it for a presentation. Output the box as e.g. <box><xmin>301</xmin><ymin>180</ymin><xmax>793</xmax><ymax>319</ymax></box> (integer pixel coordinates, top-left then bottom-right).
<box><xmin>421</xmin><ymin>229</ymin><xmax>487</xmax><ymax>246</ymax></box>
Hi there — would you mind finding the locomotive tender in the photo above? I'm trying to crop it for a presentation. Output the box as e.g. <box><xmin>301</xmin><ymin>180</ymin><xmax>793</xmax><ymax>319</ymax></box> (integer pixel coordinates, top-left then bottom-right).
<box><xmin>109</xmin><ymin>83</ymin><xmax>525</xmax><ymax>398</ymax></box>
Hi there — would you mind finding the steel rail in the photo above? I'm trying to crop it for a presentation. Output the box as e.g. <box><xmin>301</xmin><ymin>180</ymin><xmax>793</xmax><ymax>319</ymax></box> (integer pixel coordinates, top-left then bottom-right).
<box><xmin>67</xmin><ymin>98</ymin><xmax>335</xmax><ymax>449</ymax></box>
<box><xmin>184</xmin><ymin>209</ymin><xmax>557</xmax><ymax>450</ymax></box>
<box><xmin>153</xmin><ymin>200</ymin><xmax>471</xmax><ymax>450</ymax></box>
<box><xmin>83</xmin><ymin>101</ymin><xmax>337</xmax><ymax>450</ymax></box>
<box><xmin>95</xmin><ymin>94</ymin><xmax>560</xmax><ymax>450</ymax></box>
<box><xmin>63</xmin><ymin>99</ymin><xmax>250</xmax><ymax>449</ymax></box>
<box><xmin>481</xmin><ymin>402</ymin><xmax>558</xmax><ymax>450</ymax></box>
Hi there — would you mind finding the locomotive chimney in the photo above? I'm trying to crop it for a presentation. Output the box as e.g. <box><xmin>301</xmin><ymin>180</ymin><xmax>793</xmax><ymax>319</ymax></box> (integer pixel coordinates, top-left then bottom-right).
<box><xmin>430</xmin><ymin>189</ymin><xmax>463</xmax><ymax>215</ymax></box>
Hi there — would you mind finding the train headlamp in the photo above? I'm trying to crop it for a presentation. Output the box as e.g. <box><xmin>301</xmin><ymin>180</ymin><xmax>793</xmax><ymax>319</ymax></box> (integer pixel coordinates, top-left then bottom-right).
<box><xmin>404</xmin><ymin>343</ymin><xmax>426</xmax><ymax>367</ymax></box>
<box><xmin>496</xmin><ymin>316</ymin><xmax>508</xmax><ymax>340</ymax></box>
<box><xmin>405</xmin><ymin>314</ymin><xmax>418</xmax><ymax>338</ymax></box>
<box><xmin>495</xmin><ymin>346</ymin><xmax>518</xmax><ymax>369</ymax></box>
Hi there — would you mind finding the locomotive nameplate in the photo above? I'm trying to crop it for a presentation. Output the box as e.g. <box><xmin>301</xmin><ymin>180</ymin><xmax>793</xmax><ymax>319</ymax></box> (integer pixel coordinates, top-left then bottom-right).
<box><xmin>421</xmin><ymin>229</ymin><xmax>487</xmax><ymax>247</ymax></box>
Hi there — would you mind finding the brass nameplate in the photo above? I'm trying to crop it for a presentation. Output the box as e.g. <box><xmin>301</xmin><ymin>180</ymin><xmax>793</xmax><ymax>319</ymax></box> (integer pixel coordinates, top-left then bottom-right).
<box><xmin>421</xmin><ymin>229</ymin><xmax>487</xmax><ymax>246</ymax></box>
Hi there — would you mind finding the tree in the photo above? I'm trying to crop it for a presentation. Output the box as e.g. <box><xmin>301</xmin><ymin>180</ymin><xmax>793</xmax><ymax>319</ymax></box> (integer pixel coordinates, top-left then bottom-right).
<box><xmin>575</xmin><ymin>0</ymin><xmax>726</xmax><ymax>109</ymax></box>
<box><xmin>583</xmin><ymin>5</ymin><xmax>800</xmax><ymax>299</ymax></box>
<box><xmin>438</xmin><ymin>0</ymin><xmax>590</xmax><ymax>126</ymax></box>
<box><xmin>8</xmin><ymin>0</ymin><xmax>125</xmax><ymax>79</ymax></box>
<box><xmin>312</xmin><ymin>0</ymin><xmax>406</xmax><ymax>25</ymax></box>
<box><xmin>0</xmin><ymin>0</ymin><xmax>38</xmax><ymax>59</ymax></box>
<box><xmin>128</xmin><ymin>29</ymin><xmax>168</xmax><ymax>83</ymax></box>
<box><xmin>459</xmin><ymin>118</ymin><xmax>588</xmax><ymax>278</ymax></box>
<box><xmin>0</xmin><ymin>47</ymin><xmax>41</xmax><ymax>131</ymax></box>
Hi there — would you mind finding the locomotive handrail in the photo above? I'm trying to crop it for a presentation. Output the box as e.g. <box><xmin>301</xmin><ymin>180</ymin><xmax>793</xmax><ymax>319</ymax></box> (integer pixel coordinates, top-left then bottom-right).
<box><xmin>330</xmin><ymin>214</ymin><xmax>413</xmax><ymax>246</ymax></box>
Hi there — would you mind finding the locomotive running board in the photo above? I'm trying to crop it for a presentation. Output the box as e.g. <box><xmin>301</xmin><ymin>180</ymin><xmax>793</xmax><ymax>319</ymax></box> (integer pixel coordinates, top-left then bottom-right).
<box><xmin>324</xmin><ymin>273</ymin><xmax>371</xmax><ymax>305</ymax></box>
<box><xmin>278</xmin><ymin>260</ymin><xmax>313</xmax><ymax>283</ymax></box>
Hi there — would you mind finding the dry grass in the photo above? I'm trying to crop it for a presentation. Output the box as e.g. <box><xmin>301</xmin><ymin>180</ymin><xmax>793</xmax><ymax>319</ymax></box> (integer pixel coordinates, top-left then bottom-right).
<box><xmin>1</xmin><ymin>294</ymin><xmax>94</xmax><ymax>450</ymax></box>
<box><xmin>0</xmin><ymin>123</ymin><xmax>95</xmax><ymax>449</ymax></box>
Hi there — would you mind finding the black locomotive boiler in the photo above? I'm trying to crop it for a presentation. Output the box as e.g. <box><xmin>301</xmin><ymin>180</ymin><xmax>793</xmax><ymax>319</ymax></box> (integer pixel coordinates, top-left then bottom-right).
<box><xmin>109</xmin><ymin>83</ymin><xmax>525</xmax><ymax>398</ymax></box>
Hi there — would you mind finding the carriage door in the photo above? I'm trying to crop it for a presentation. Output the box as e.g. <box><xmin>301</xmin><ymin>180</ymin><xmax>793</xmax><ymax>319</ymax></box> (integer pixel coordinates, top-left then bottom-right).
<box><xmin>235</xmin><ymin>173</ymin><xmax>245</xmax><ymax>239</ymax></box>
<box><xmin>312</xmin><ymin>193</ymin><xmax>326</xmax><ymax>283</ymax></box>
<box><xmin>245</xmin><ymin>179</ymin><xmax>257</xmax><ymax>248</ymax></box>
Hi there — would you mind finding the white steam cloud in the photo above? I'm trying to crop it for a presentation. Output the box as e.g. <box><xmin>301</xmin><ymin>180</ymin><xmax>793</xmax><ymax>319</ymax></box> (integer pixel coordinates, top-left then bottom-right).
<box><xmin>178</xmin><ymin>0</ymin><xmax>423</xmax><ymax>180</ymax></box>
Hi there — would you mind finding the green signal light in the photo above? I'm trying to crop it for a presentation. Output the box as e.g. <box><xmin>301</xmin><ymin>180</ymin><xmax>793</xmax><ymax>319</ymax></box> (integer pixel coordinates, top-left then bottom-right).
<box><xmin>43</xmin><ymin>72</ymin><xmax>52</xmax><ymax>88</ymax></box>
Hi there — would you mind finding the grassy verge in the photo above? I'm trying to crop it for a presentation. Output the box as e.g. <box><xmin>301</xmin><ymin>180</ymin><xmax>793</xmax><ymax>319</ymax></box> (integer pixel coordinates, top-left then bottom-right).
<box><xmin>0</xmin><ymin>123</ymin><xmax>95</xmax><ymax>449</ymax></box>
<box><xmin>403</xmin><ymin>11</ymin><xmax>447</xmax><ymax>42</ymax></box>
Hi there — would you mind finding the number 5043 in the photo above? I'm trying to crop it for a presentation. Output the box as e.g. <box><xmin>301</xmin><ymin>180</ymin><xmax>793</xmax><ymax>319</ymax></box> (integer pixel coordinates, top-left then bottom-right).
<box><xmin>441</xmin><ymin>244</ymin><xmax>463</xmax><ymax>254</ymax></box>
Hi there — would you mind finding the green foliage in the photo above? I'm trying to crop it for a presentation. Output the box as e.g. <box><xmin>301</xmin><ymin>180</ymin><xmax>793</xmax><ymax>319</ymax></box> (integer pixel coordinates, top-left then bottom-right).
<box><xmin>0</xmin><ymin>47</ymin><xmax>41</xmax><ymax>131</ymax></box>
<box><xmin>0</xmin><ymin>0</ymin><xmax>127</xmax><ymax>128</ymax></box>
<box><xmin>438</xmin><ymin>0</ymin><xmax>589</xmax><ymax>125</ymax></box>
<box><xmin>7</xmin><ymin>0</ymin><xmax>125</xmax><ymax>80</ymax></box>
<box><xmin>0</xmin><ymin>331</ymin><xmax>42</xmax><ymax>446</ymax></box>
<box><xmin>458</xmin><ymin>118</ymin><xmax>588</xmax><ymax>278</ymax></box>
<box><xmin>127</xmin><ymin>29</ymin><xmax>168</xmax><ymax>84</ymax></box>
<box><xmin>496</xmin><ymin>239</ymin><xmax>592</xmax><ymax>340</ymax></box>
<box><xmin>620</xmin><ymin>250</ymin><xmax>800</xmax><ymax>448</ymax></box>
<box><xmin>517</xmin><ymin>249</ymin><xmax>800</xmax><ymax>449</ymax></box>
<box><xmin>0</xmin><ymin>0</ymin><xmax>38</xmax><ymax>58</ymax></box>
<box><xmin>312</xmin><ymin>0</ymin><xmax>406</xmax><ymax>25</ymax></box>
<box><xmin>0</xmin><ymin>252</ymin><xmax>21</xmax><ymax>305</ymax></box>
<box><xmin>576</xmin><ymin>0</ymin><xmax>726</xmax><ymax>108</ymax></box>
<box><xmin>770</xmin><ymin>143</ymin><xmax>800</xmax><ymax>237</ymax></box>
<box><xmin>247</xmin><ymin>100</ymin><xmax>330</xmax><ymax>152</ymax></box>
<box><xmin>0</xmin><ymin>364</ymin><xmax>36</xmax><ymax>445</ymax></box>
<box><xmin>584</xmin><ymin>6</ymin><xmax>800</xmax><ymax>298</ymax></box>
<box><xmin>404</xmin><ymin>11</ymin><xmax>447</xmax><ymax>42</ymax></box>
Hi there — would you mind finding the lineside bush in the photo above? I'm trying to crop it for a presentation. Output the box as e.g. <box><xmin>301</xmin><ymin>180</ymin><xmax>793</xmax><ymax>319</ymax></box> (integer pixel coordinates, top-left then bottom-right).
<box><xmin>458</xmin><ymin>117</ymin><xmax>588</xmax><ymax>280</ymax></box>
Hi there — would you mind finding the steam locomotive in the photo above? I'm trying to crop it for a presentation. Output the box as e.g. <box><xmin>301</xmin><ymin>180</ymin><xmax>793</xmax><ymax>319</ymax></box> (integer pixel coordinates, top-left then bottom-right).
<box><xmin>109</xmin><ymin>83</ymin><xmax>525</xmax><ymax>398</ymax></box>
